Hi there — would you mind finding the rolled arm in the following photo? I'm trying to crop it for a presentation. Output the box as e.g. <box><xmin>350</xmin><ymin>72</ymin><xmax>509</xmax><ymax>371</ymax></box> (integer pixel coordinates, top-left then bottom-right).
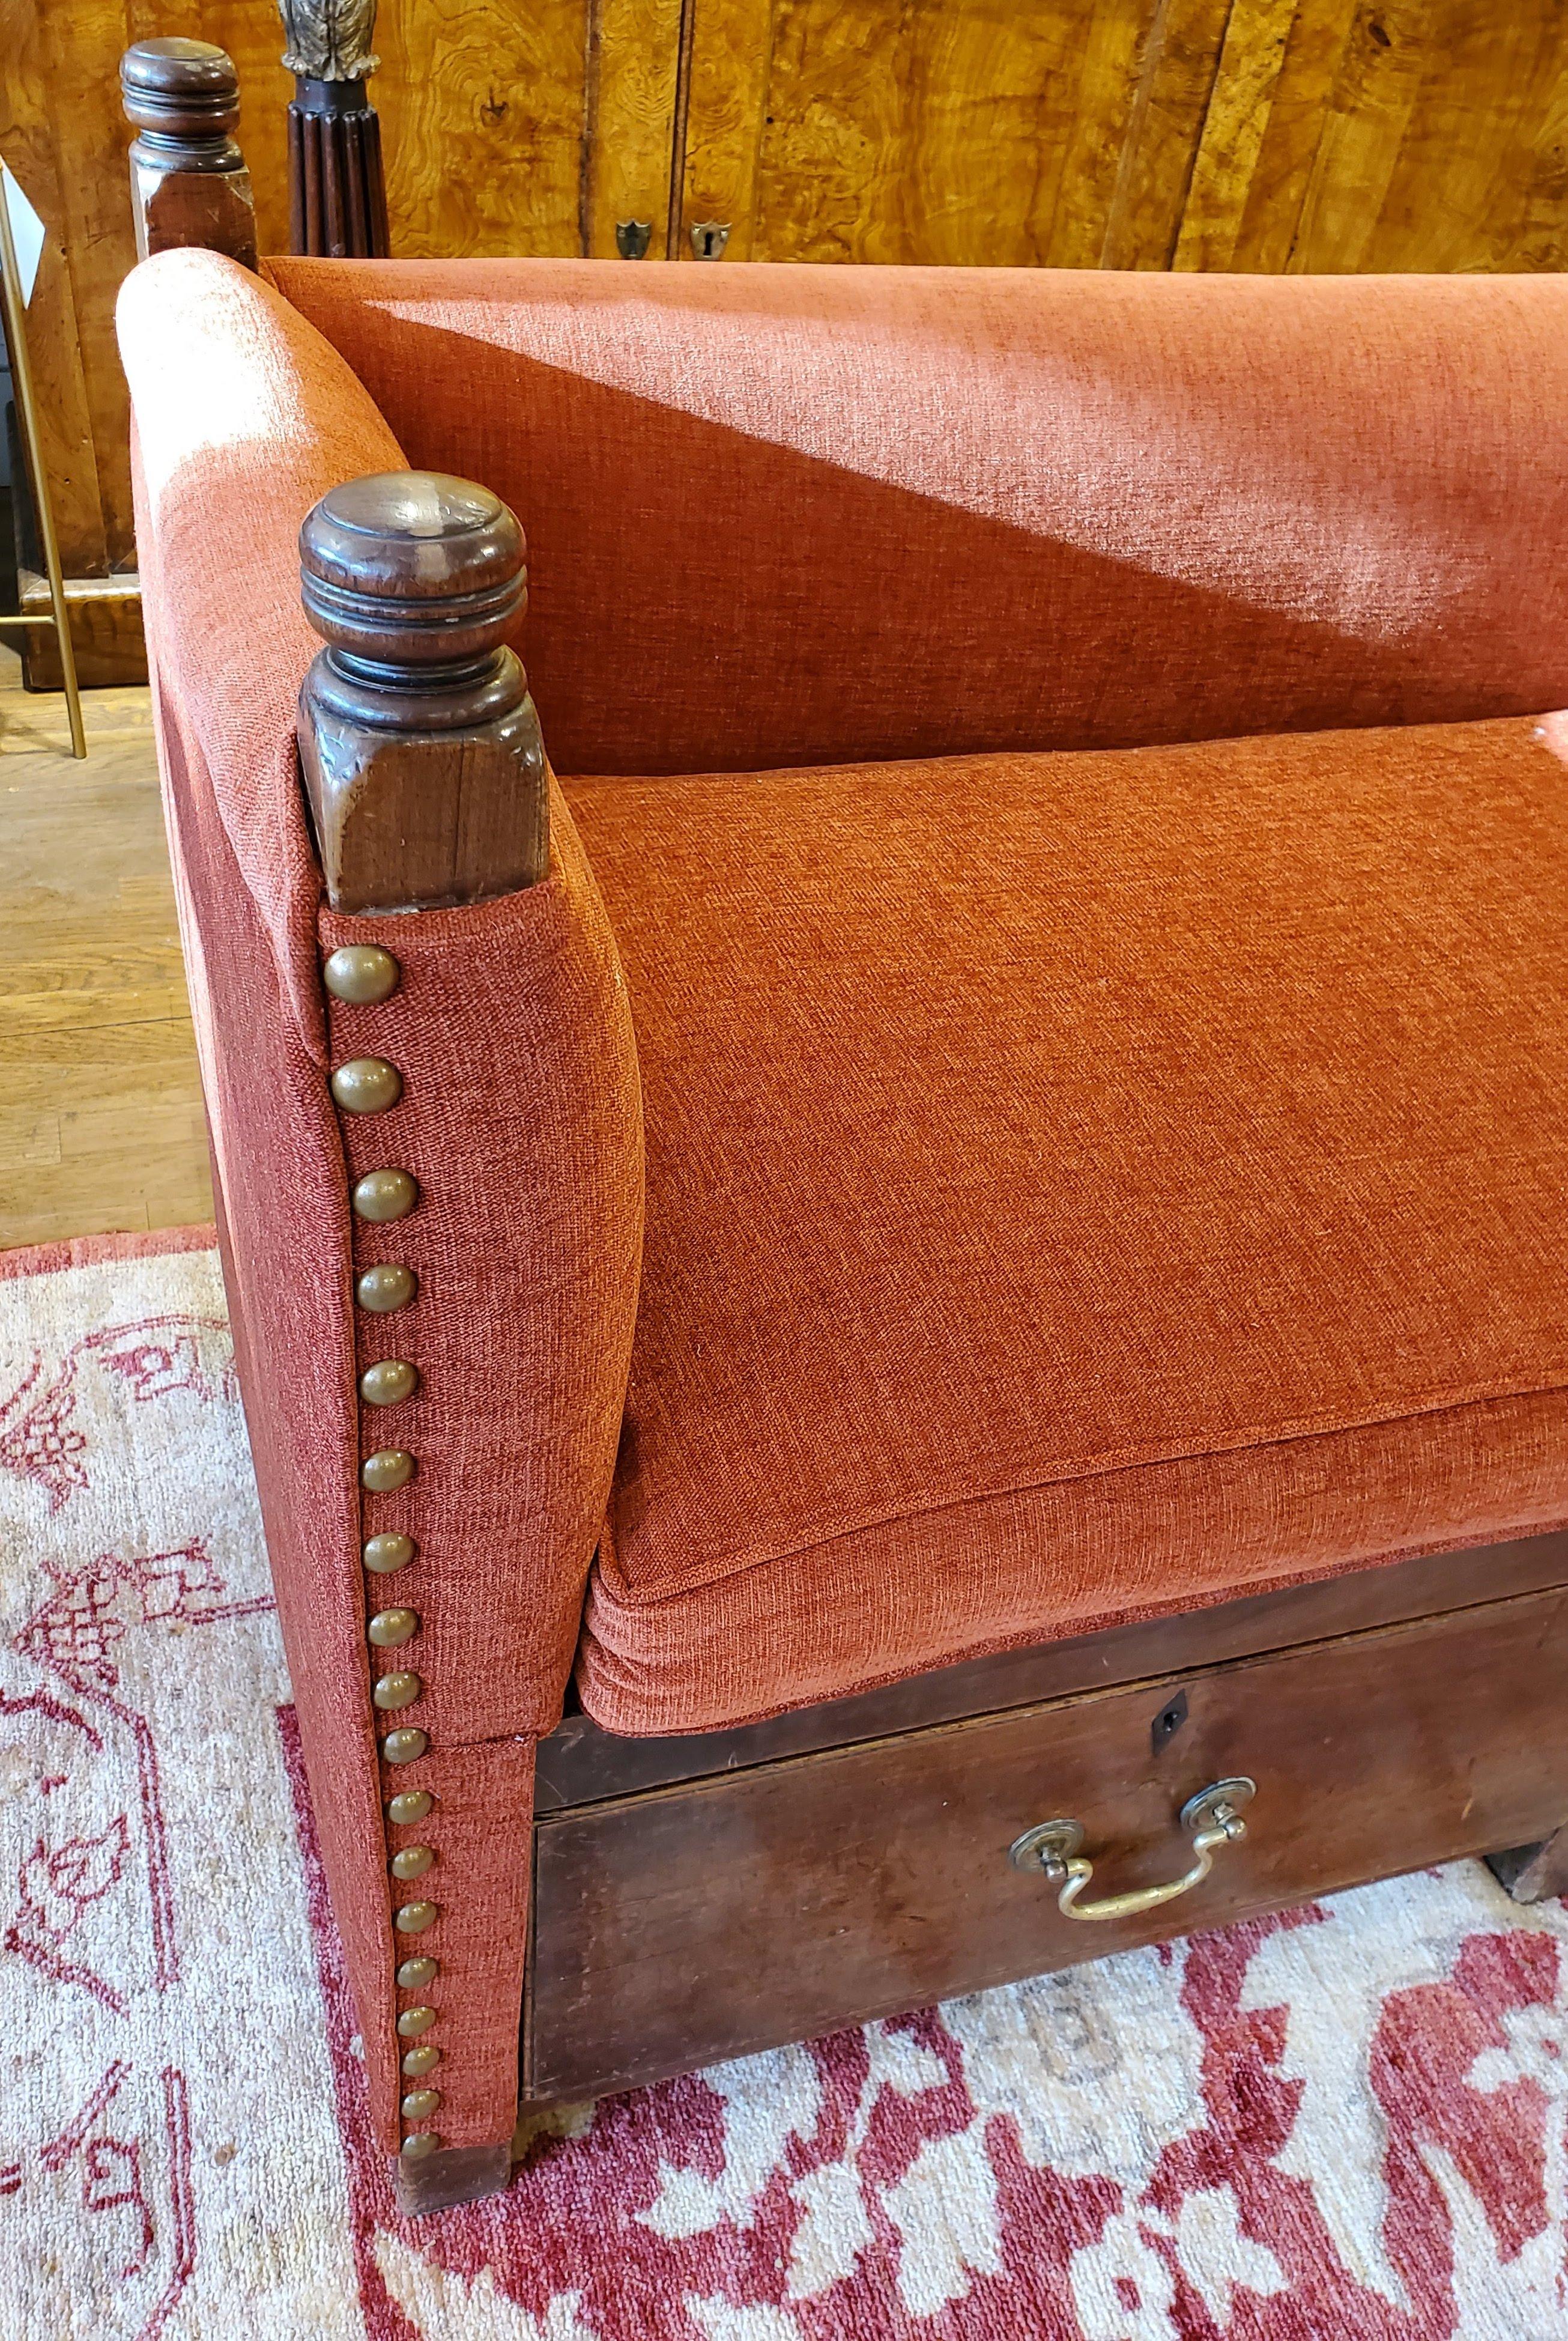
<box><xmin>119</xmin><ymin>247</ymin><xmax>643</xmax><ymax>2182</ymax></box>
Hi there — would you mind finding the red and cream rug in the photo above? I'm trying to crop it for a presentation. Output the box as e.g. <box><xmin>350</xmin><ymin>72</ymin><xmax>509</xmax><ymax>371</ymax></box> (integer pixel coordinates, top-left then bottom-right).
<box><xmin>0</xmin><ymin>1228</ymin><xmax>1564</xmax><ymax>2339</ymax></box>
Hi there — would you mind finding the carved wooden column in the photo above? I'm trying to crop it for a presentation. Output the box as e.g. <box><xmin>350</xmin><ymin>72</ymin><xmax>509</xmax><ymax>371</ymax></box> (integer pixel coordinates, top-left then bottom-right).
<box><xmin>297</xmin><ymin>472</ymin><xmax>548</xmax><ymax>914</ymax></box>
<box><xmin>120</xmin><ymin>38</ymin><xmax>258</xmax><ymax>269</ymax></box>
<box><xmin>280</xmin><ymin>1</ymin><xmax>392</xmax><ymax>257</ymax></box>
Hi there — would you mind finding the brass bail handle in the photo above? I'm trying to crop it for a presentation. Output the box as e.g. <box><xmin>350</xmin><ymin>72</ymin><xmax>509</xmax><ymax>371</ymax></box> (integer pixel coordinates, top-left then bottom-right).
<box><xmin>1008</xmin><ymin>1778</ymin><xmax>1256</xmax><ymax>1924</ymax></box>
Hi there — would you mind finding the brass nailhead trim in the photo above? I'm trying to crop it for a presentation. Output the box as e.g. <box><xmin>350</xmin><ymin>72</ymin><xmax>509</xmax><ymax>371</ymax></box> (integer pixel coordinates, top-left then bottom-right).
<box><xmin>402</xmin><ymin>2087</ymin><xmax>442</xmax><ymax>2121</ymax></box>
<box><xmin>361</xmin><ymin>1452</ymin><xmax>415</xmax><ymax>1495</ymax></box>
<box><xmin>323</xmin><ymin>944</ymin><xmax>400</xmax><ymax>1004</ymax></box>
<box><xmin>374</xmin><ymin>1670</ymin><xmax>422</xmax><ymax>1711</ymax></box>
<box><xmin>353</xmin><ymin>1168</ymin><xmax>418</xmax><ymax>1223</ymax></box>
<box><xmin>357</xmin><ymin>1263</ymin><xmax>417</xmax><ymax>1314</ymax></box>
<box><xmin>334</xmin><ymin>966</ymin><xmax>441</xmax><ymax>2063</ymax></box>
<box><xmin>364</xmin><ymin>1532</ymin><xmax>417</xmax><ymax>1574</ymax></box>
<box><xmin>331</xmin><ymin>1057</ymin><xmax>403</xmax><ymax>1114</ymax></box>
<box><xmin>401</xmin><ymin>2130</ymin><xmax>441</xmax><ymax>2160</ymax></box>
<box><xmin>360</xmin><ymin>1359</ymin><xmax>419</xmax><ymax>1407</ymax></box>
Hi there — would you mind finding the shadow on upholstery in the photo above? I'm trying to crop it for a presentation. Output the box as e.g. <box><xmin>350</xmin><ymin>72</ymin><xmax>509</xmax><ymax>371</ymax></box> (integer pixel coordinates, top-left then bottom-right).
<box><xmin>267</xmin><ymin>259</ymin><xmax>1568</xmax><ymax>779</ymax></box>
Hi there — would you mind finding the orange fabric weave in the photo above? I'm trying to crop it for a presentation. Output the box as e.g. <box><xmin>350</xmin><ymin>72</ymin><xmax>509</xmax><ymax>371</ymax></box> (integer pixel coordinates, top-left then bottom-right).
<box><xmin>568</xmin><ymin>719</ymin><xmax>1568</xmax><ymax>1729</ymax></box>
<box><xmin>267</xmin><ymin>257</ymin><xmax>1568</xmax><ymax>779</ymax></box>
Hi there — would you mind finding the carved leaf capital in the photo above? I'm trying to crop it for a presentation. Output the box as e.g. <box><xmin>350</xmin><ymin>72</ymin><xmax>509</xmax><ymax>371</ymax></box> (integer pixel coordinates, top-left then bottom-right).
<box><xmin>279</xmin><ymin>0</ymin><xmax>380</xmax><ymax>81</ymax></box>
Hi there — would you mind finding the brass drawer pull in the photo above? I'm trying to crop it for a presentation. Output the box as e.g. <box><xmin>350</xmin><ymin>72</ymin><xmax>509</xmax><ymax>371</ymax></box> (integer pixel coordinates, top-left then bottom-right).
<box><xmin>1009</xmin><ymin>1777</ymin><xmax>1256</xmax><ymax>1923</ymax></box>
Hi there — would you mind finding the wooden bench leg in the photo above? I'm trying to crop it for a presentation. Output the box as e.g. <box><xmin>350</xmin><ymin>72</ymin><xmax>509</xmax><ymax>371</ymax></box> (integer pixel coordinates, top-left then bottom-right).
<box><xmin>392</xmin><ymin>2140</ymin><xmax>512</xmax><ymax>2216</ymax></box>
<box><xmin>391</xmin><ymin>2102</ymin><xmax>597</xmax><ymax>2216</ymax></box>
<box><xmin>1487</xmin><ymin>1825</ymin><xmax>1568</xmax><ymax>1903</ymax></box>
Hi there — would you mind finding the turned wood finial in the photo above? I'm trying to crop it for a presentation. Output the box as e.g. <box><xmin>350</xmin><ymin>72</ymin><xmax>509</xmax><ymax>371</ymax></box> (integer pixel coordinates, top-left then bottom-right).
<box><xmin>279</xmin><ymin>0</ymin><xmax>390</xmax><ymax>255</ymax></box>
<box><xmin>120</xmin><ymin>39</ymin><xmax>258</xmax><ymax>269</ymax></box>
<box><xmin>297</xmin><ymin>473</ymin><xmax>549</xmax><ymax>915</ymax></box>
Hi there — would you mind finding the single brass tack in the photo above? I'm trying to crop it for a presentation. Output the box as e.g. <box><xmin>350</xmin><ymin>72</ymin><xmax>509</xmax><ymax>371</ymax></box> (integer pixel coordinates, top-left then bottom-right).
<box><xmin>397</xmin><ymin>2003</ymin><xmax>438</xmax><ymax>2038</ymax></box>
<box><xmin>397</xmin><ymin>1957</ymin><xmax>438</xmax><ymax>1991</ymax></box>
<box><xmin>387</xmin><ymin>1790</ymin><xmax>434</xmax><ymax>1826</ymax></box>
<box><xmin>331</xmin><ymin>1057</ymin><xmax>402</xmax><ymax>1114</ymax></box>
<box><xmin>360</xmin><ymin>1359</ymin><xmax>418</xmax><ymax>1407</ymax></box>
<box><xmin>364</xmin><ymin>1531</ymin><xmax>417</xmax><ymax>1574</ymax></box>
<box><xmin>353</xmin><ymin>1168</ymin><xmax>417</xmax><ymax>1222</ymax></box>
<box><xmin>357</xmin><ymin>1263</ymin><xmax>417</xmax><ymax>1314</ymax></box>
<box><xmin>390</xmin><ymin>1845</ymin><xmax>434</xmax><ymax>1880</ymax></box>
<box><xmin>374</xmin><ymin>1670</ymin><xmax>422</xmax><ymax>1711</ymax></box>
<box><xmin>361</xmin><ymin>1452</ymin><xmax>414</xmax><ymax>1495</ymax></box>
<box><xmin>394</xmin><ymin>1899</ymin><xmax>438</xmax><ymax>1935</ymax></box>
<box><xmin>381</xmin><ymin>1728</ymin><xmax>428</xmax><ymax>1764</ymax></box>
<box><xmin>323</xmin><ymin>944</ymin><xmax>400</xmax><ymax>1004</ymax></box>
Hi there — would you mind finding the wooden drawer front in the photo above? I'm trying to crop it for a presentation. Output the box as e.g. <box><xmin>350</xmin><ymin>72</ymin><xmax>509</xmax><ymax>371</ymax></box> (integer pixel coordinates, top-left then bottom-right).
<box><xmin>529</xmin><ymin>1587</ymin><xmax>1568</xmax><ymax>2101</ymax></box>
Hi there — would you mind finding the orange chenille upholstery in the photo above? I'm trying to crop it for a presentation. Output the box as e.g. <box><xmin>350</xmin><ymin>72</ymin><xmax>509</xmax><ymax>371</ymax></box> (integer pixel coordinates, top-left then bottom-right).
<box><xmin>266</xmin><ymin>258</ymin><xmax>1568</xmax><ymax>774</ymax></box>
<box><xmin>565</xmin><ymin>726</ymin><xmax>1568</xmax><ymax>1729</ymax></box>
<box><xmin>117</xmin><ymin>244</ymin><xmax>1568</xmax><ymax>2161</ymax></box>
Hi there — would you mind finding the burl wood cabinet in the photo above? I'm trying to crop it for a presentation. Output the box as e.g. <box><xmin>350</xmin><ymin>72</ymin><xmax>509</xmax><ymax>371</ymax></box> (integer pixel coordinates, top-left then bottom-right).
<box><xmin>5</xmin><ymin>0</ymin><xmax>1568</xmax><ymax>583</ymax></box>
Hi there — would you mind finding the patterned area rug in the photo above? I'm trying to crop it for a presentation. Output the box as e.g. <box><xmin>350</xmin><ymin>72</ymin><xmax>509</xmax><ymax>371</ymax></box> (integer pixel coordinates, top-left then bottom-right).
<box><xmin>0</xmin><ymin>1231</ymin><xmax>1565</xmax><ymax>2340</ymax></box>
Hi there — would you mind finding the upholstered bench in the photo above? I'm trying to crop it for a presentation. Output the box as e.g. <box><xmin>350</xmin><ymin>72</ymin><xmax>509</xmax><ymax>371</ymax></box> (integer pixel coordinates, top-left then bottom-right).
<box><xmin>116</xmin><ymin>40</ymin><xmax>1568</xmax><ymax>2212</ymax></box>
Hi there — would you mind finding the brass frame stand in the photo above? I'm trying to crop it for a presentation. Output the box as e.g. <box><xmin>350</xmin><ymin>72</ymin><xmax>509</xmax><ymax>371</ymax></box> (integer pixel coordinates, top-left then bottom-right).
<box><xmin>0</xmin><ymin>169</ymin><xmax>86</xmax><ymax>758</ymax></box>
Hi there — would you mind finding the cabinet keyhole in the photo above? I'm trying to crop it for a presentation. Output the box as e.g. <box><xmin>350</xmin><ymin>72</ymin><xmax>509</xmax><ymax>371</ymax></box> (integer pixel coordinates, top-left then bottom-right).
<box><xmin>1151</xmin><ymin>1690</ymin><xmax>1188</xmax><ymax>1757</ymax></box>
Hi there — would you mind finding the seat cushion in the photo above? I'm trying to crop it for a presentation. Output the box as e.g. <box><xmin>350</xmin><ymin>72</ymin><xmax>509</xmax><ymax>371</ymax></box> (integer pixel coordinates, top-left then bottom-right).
<box><xmin>564</xmin><ymin>715</ymin><xmax>1568</xmax><ymax>1734</ymax></box>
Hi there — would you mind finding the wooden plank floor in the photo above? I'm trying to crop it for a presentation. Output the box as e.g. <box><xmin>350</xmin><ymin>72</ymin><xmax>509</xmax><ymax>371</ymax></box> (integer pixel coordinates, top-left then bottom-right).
<box><xmin>0</xmin><ymin>647</ymin><xmax>212</xmax><ymax>1247</ymax></box>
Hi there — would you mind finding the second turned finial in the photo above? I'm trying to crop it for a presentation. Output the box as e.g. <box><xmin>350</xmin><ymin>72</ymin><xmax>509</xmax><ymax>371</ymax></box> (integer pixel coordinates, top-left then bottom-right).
<box><xmin>120</xmin><ymin>39</ymin><xmax>258</xmax><ymax>269</ymax></box>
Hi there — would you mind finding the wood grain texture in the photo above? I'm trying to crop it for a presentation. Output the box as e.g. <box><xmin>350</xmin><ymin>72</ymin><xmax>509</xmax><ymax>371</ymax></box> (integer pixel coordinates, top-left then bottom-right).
<box><xmin>36</xmin><ymin>0</ymin><xmax>144</xmax><ymax>567</ymax></box>
<box><xmin>185</xmin><ymin>2</ymin><xmax>295</xmax><ymax>254</ymax></box>
<box><xmin>0</xmin><ymin>0</ymin><xmax>111</xmax><ymax>574</ymax></box>
<box><xmin>1172</xmin><ymin>0</ymin><xmax>1298</xmax><ymax>268</ymax></box>
<box><xmin>0</xmin><ymin>653</ymin><xmax>211</xmax><ymax>1246</ymax></box>
<box><xmin>296</xmin><ymin>470</ymin><xmax>548</xmax><ymax>913</ymax></box>
<box><xmin>530</xmin><ymin>1582</ymin><xmax>1568</xmax><ymax>2101</ymax></box>
<box><xmin>584</xmin><ymin>0</ymin><xmax>686</xmax><ymax>258</ymax></box>
<box><xmin>685</xmin><ymin>0</ymin><xmax>1174</xmax><ymax>266</ymax></box>
<box><xmin>17</xmin><ymin>569</ymin><xmax>147</xmax><ymax>690</ymax></box>
<box><xmin>375</xmin><ymin>0</ymin><xmax>590</xmax><ymax>257</ymax></box>
<box><xmin>1290</xmin><ymin>0</ymin><xmax>1568</xmax><ymax>273</ymax></box>
<box><xmin>677</xmin><ymin>0</ymin><xmax>775</xmax><ymax>260</ymax></box>
<box><xmin>675</xmin><ymin>0</ymin><xmax>1568</xmax><ymax>271</ymax></box>
<box><xmin>536</xmin><ymin>1529</ymin><xmax>1568</xmax><ymax>1809</ymax></box>
<box><xmin>1097</xmin><ymin>0</ymin><xmax>1234</xmax><ymax>269</ymax></box>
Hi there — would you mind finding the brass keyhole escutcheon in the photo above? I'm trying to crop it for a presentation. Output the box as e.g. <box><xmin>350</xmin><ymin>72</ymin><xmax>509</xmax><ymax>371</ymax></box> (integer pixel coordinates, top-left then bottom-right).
<box><xmin>1008</xmin><ymin>1777</ymin><xmax>1256</xmax><ymax>1924</ymax></box>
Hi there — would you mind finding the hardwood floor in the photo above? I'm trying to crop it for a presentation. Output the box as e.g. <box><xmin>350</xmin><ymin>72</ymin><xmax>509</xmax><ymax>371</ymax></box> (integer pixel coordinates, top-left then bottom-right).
<box><xmin>0</xmin><ymin>648</ymin><xmax>211</xmax><ymax>1247</ymax></box>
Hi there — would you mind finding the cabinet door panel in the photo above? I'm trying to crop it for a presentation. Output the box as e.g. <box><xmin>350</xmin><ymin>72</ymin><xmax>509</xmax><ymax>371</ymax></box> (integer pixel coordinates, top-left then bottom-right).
<box><xmin>676</xmin><ymin>0</ymin><xmax>1568</xmax><ymax>273</ymax></box>
<box><xmin>289</xmin><ymin>0</ymin><xmax>685</xmax><ymax>260</ymax></box>
<box><xmin>586</xmin><ymin>0</ymin><xmax>688</xmax><ymax>258</ymax></box>
<box><xmin>378</xmin><ymin>0</ymin><xmax>590</xmax><ymax>257</ymax></box>
<box><xmin>680</xmin><ymin>0</ymin><xmax>1200</xmax><ymax>267</ymax></box>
